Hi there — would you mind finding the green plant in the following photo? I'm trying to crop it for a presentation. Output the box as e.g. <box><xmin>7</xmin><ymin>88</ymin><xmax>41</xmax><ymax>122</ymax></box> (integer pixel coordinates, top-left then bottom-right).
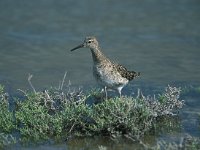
<box><xmin>0</xmin><ymin>83</ymin><xmax>185</xmax><ymax>145</ymax></box>
<box><xmin>0</xmin><ymin>133</ymin><xmax>16</xmax><ymax>149</ymax></box>
<box><xmin>15</xmin><ymin>92</ymin><xmax>63</xmax><ymax>143</ymax></box>
<box><xmin>0</xmin><ymin>86</ymin><xmax>15</xmax><ymax>133</ymax></box>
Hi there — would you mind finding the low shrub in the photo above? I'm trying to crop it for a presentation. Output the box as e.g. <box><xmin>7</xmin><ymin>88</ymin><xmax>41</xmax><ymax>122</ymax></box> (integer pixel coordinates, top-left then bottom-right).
<box><xmin>0</xmin><ymin>84</ymin><xmax>184</xmax><ymax>145</ymax></box>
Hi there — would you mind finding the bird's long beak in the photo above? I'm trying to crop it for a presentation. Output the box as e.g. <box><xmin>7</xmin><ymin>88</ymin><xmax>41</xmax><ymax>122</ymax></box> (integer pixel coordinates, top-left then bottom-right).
<box><xmin>70</xmin><ymin>43</ymin><xmax>84</xmax><ymax>51</ymax></box>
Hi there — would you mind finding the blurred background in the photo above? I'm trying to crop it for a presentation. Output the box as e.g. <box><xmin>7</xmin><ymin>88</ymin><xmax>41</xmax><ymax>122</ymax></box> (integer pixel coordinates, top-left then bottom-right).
<box><xmin>0</xmin><ymin>0</ymin><xmax>200</xmax><ymax>91</ymax></box>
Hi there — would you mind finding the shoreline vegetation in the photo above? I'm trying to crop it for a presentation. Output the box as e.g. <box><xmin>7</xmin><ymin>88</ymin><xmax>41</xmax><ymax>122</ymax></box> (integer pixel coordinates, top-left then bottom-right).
<box><xmin>0</xmin><ymin>74</ymin><xmax>200</xmax><ymax>149</ymax></box>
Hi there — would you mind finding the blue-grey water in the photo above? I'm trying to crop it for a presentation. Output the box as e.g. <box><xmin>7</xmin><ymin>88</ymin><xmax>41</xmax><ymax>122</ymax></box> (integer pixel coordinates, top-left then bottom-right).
<box><xmin>0</xmin><ymin>0</ymin><xmax>200</xmax><ymax>149</ymax></box>
<box><xmin>0</xmin><ymin>0</ymin><xmax>200</xmax><ymax>90</ymax></box>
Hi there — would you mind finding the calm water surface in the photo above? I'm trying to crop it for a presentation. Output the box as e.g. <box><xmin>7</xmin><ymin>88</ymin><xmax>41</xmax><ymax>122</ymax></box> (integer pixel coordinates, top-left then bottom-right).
<box><xmin>1</xmin><ymin>0</ymin><xmax>200</xmax><ymax>149</ymax></box>
<box><xmin>0</xmin><ymin>0</ymin><xmax>200</xmax><ymax>90</ymax></box>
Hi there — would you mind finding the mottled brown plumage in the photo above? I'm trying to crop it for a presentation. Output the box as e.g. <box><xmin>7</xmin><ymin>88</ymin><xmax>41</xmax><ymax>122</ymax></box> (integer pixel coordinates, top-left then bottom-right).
<box><xmin>70</xmin><ymin>36</ymin><xmax>140</xmax><ymax>97</ymax></box>
<box><xmin>114</xmin><ymin>64</ymin><xmax>140</xmax><ymax>81</ymax></box>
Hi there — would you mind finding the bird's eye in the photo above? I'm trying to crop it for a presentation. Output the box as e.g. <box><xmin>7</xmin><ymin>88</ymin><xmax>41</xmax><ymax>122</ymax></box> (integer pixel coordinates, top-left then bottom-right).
<box><xmin>88</xmin><ymin>40</ymin><xmax>92</xmax><ymax>43</ymax></box>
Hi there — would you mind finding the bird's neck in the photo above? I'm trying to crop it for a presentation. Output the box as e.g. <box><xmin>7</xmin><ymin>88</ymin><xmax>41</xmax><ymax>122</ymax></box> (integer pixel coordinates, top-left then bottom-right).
<box><xmin>90</xmin><ymin>47</ymin><xmax>108</xmax><ymax>64</ymax></box>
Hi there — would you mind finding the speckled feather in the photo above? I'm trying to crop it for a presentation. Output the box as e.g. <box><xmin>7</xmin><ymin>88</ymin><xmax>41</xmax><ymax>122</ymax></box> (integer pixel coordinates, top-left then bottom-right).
<box><xmin>114</xmin><ymin>64</ymin><xmax>140</xmax><ymax>81</ymax></box>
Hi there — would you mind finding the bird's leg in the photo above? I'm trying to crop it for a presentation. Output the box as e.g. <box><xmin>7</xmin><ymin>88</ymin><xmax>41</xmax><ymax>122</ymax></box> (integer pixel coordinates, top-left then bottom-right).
<box><xmin>117</xmin><ymin>87</ymin><xmax>122</xmax><ymax>99</ymax></box>
<box><xmin>104</xmin><ymin>86</ymin><xmax>108</xmax><ymax>100</ymax></box>
<box><xmin>119</xmin><ymin>90</ymin><xmax>122</xmax><ymax>99</ymax></box>
<box><xmin>100</xmin><ymin>88</ymin><xmax>104</xmax><ymax>100</ymax></box>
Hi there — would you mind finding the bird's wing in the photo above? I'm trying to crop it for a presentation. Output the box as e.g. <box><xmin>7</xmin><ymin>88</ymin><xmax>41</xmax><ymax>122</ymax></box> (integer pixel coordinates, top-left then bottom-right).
<box><xmin>113</xmin><ymin>63</ymin><xmax>140</xmax><ymax>81</ymax></box>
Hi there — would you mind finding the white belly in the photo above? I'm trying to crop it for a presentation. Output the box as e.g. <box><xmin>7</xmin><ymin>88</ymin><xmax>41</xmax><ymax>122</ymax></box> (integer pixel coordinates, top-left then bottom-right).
<box><xmin>93</xmin><ymin>65</ymin><xmax>128</xmax><ymax>90</ymax></box>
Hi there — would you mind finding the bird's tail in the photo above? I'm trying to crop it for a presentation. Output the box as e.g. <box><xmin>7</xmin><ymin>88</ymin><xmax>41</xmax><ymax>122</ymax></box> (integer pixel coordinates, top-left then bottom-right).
<box><xmin>127</xmin><ymin>71</ymin><xmax>140</xmax><ymax>81</ymax></box>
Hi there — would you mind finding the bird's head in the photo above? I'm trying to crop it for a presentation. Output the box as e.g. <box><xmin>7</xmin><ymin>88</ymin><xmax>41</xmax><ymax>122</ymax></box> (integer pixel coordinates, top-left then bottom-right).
<box><xmin>70</xmin><ymin>36</ymin><xmax>99</xmax><ymax>51</ymax></box>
